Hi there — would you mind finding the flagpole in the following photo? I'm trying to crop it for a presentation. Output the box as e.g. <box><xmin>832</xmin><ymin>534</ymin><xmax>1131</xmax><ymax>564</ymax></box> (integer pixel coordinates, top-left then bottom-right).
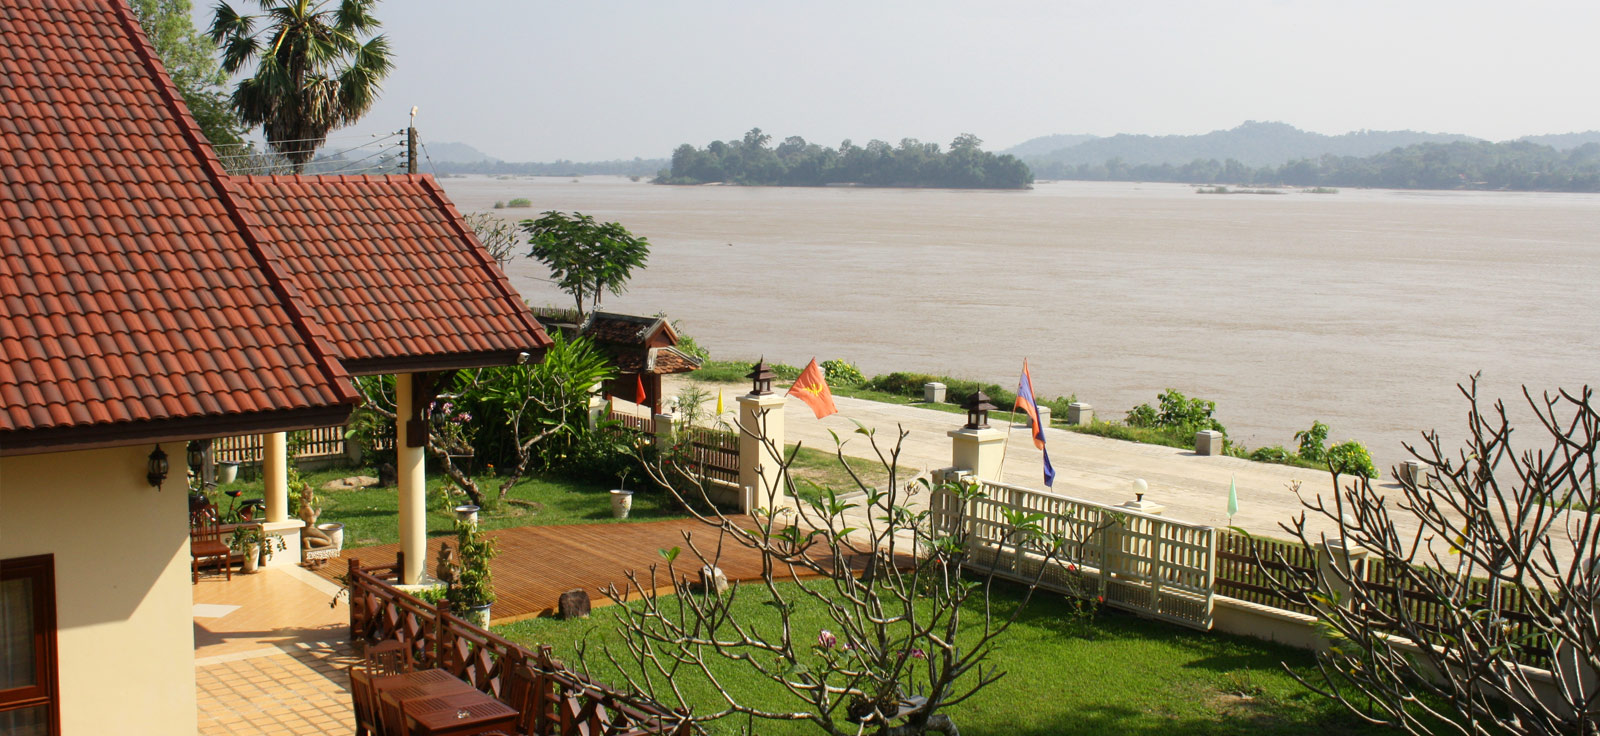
<box><xmin>996</xmin><ymin>393</ymin><xmax>1020</xmax><ymax>481</ymax></box>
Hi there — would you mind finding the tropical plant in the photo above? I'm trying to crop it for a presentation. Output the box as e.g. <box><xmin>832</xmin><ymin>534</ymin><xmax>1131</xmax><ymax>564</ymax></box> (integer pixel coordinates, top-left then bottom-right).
<box><xmin>821</xmin><ymin>359</ymin><xmax>866</xmax><ymax>386</ymax></box>
<box><xmin>1323</xmin><ymin>439</ymin><xmax>1378</xmax><ymax>479</ymax></box>
<box><xmin>208</xmin><ymin>0</ymin><xmax>394</xmax><ymax>172</ymax></box>
<box><xmin>519</xmin><ymin>211</ymin><xmax>650</xmax><ymax>318</ymax></box>
<box><xmin>1295</xmin><ymin>420</ymin><xmax>1330</xmax><ymax>462</ymax></box>
<box><xmin>446</xmin><ymin>519</ymin><xmax>497</xmax><ymax>612</ymax></box>
<box><xmin>1266</xmin><ymin>375</ymin><xmax>1600</xmax><ymax>735</ymax></box>
<box><xmin>1126</xmin><ymin>389</ymin><xmax>1226</xmax><ymax>436</ymax></box>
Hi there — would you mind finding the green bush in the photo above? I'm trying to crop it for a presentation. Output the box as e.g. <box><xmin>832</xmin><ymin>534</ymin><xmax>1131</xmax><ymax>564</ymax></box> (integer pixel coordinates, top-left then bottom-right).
<box><xmin>1294</xmin><ymin>421</ymin><xmax>1329</xmax><ymax>462</ymax></box>
<box><xmin>1326</xmin><ymin>440</ymin><xmax>1379</xmax><ymax>479</ymax></box>
<box><xmin>771</xmin><ymin>363</ymin><xmax>801</xmax><ymax>382</ymax></box>
<box><xmin>1249</xmin><ymin>445</ymin><xmax>1293</xmax><ymax>463</ymax></box>
<box><xmin>506</xmin><ymin>197</ymin><xmax>533</xmax><ymax>208</ymax></box>
<box><xmin>492</xmin><ymin>200</ymin><xmax>506</xmax><ymax>209</ymax></box>
<box><xmin>1126</xmin><ymin>389</ymin><xmax>1226</xmax><ymax>436</ymax></box>
<box><xmin>820</xmin><ymin>359</ymin><xmax>865</xmax><ymax>385</ymax></box>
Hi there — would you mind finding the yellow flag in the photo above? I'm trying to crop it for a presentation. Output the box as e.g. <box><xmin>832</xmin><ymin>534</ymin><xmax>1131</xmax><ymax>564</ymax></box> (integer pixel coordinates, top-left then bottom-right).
<box><xmin>716</xmin><ymin>390</ymin><xmax>724</xmax><ymax>415</ymax></box>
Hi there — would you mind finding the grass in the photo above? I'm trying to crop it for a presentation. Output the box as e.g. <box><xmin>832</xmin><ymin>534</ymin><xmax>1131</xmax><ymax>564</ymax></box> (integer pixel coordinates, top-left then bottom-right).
<box><xmin>497</xmin><ymin>580</ymin><xmax>1391</xmax><ymax>736</ymax></box>
<box><xmin>785</xmin><ymin>445</ymin><xmax>891</xmax><ymax>501</ymax></box>
<box><xmin>205</xmin><ymin>464</ymin><xmax>686</xmax><ymax>549</ymax></box>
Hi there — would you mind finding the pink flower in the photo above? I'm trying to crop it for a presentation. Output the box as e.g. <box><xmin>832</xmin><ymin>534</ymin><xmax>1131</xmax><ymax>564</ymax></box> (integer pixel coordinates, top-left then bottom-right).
<box><xmin>909</xmin><ymin>648</ymin><xmax>927</xmax><ymax>660</ymax></box>
<box><xmin>817</xmin><ymin>630</ymin><xmax>837</xmax><ymax>649</ymax></box>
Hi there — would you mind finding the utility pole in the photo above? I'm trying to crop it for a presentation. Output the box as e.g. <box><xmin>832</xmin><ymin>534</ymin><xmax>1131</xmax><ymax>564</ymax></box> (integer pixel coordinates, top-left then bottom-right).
<box><xmin>406</xmin><ymin>106</ymin><xmax>418</xmax><ymax>174</ymax></box>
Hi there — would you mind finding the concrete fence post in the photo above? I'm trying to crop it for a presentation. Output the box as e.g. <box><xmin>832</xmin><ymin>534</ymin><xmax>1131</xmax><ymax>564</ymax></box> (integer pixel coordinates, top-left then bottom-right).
<box><xmin>1315</xmin><ymin>538</ymin><xmax>1369</xmax><ymax>613</ymax></box>
<box><xmin>737</xmin><ymin>391</ymin><xmax>787</xmax><ymax>515</ymax></box>
<box><xmin>652</xmin><ymin>413</ymin><xmax>676</xmax><ymax>450</ymax></box>
<box><xmin>1194</xmin><ymin>430</ymin><xmax>1225</xmax><ymax>456</ymax></box>
<box><xmin>924</xmin><ymin>382</ymin><xmax>947</xmax><ymax>403</ymax></box>
<box><xmin>948</xmin><ymin>425</ymin><xmax>1005</xmax><ymax>481</ymax></box>
<box><xmin>1066</xmin><ymin>402</ymin><xmax>1093</xmax><ymax>425</ymax></box>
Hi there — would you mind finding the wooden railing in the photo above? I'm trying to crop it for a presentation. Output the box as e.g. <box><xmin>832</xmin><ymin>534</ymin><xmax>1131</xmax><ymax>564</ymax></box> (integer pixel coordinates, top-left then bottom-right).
<box><xmin>682</xmin><ymin>426</ymin><xmax>739</xmax><ymax>486</ymax></box>
<box><xmin>213</xmin><ymin>425</ymin><xmax>349</xmax><ymax>465</ymax></box>
<box><xmin>1361</xmin><ymin>559</ymin><xmax>1554</xmax><ymax>669</ymax></box>
<box><xmin>933</xmin><ymin>478</ymin><xmax>1216</xmax><ymax>630</ymax></box>
<box><xmin>346</xmin><ymin>555</ymin><xmax>689</xmax><ymax>735</ymax></box>
<box><xmin>1214</xmin><ymin>530</ymin><xmax>1316</xmax><ymax>615</ymax></box>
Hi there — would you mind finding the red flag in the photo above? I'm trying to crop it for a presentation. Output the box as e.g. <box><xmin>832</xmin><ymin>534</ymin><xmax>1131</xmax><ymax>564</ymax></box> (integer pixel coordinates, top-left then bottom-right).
<box><xmin>787</xmin><ymin>358</ymin><xmax>838</xmax><ymax>419</ymax></box>
<box><xmin>635</xmin><ymin>374</ymin><xmax>647</xmax><ymax>405</ymax></box>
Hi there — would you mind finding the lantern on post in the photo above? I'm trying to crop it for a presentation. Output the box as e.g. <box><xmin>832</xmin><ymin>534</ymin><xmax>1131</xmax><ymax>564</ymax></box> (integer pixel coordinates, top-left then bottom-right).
<box><xmin>963</xmin><ymin>391</ymin><xmax>997</xmax><ymax>429</ymax></box>
<box><xmin>746</xmin><ymin>358</ymin><xmax>776</xmax><ymax>396</ymax></box>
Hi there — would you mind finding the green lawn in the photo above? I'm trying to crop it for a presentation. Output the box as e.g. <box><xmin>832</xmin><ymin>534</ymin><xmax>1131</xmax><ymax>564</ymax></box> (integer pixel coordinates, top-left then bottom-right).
<box><xmin>497</xmin><ymin>581</ymin><xmax>1391</xmax><ymax>736</ymax></box>
<box><xmin>205</xmin><ymin>465</ymin><xmax>686</xmax><ymax>549</ymax></box>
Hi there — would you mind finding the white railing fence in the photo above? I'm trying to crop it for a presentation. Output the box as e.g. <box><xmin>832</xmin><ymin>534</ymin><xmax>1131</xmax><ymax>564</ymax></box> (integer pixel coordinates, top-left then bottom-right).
<box><xmin>932</xmin><ymin>477</ymin><xmax>1216</xmax><ymax>630</ymax></box>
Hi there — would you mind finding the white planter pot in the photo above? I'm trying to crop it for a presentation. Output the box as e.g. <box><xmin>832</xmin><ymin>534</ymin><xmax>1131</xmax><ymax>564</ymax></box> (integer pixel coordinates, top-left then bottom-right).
<box><xmin>465</xmin><ymin>604</ymin><xmax>491</xmax><ymax>629</ymax></box>
<box><xmin>610</xmin><ymin>490</ymin><xmax>634</xmax><ymax>519</ymax></box>
<box><xmin>216</xmin><ymin>462</ymin><xmax>240</xmax><ymax>484</ymax></box>
<box><xmin>453</xmin><ymin>505</ymin><xmax>480</xmax><ymax>524</ymax></box>
<box><xmin>316</xmin><ymin>523</ymin><xmax>345</xmax><ymax>551</ymax></box>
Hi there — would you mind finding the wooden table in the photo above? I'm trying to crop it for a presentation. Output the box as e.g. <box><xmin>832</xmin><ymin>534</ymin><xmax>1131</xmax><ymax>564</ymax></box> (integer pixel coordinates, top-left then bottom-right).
<box><xmin>373</xmin><ymin>668</ymin><xmax>517</xmax><ymax>736</ymax></box>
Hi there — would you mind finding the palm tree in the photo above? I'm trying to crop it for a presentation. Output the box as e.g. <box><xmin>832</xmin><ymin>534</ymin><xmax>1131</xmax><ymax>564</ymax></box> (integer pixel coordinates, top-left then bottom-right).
<box><xmin>209</xmin><ymin>0</ymin><xmax>394</xmax><ymax>173</ymax></box>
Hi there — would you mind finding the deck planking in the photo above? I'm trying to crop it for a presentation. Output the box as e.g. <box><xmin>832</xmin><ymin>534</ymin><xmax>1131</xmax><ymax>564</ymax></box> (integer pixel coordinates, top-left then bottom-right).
<box><xmin>314</xmin><ymin>518</ymin><xmax>888</xmax><ymax>624</ymax></box>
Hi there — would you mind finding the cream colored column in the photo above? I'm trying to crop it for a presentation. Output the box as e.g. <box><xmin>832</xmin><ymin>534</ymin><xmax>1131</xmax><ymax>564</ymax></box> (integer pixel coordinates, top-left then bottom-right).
<box><xmin>737</xmin><ymin>392</ymin><xmax>787</xmax><ymax>514</ymax></box>
<box><xmin>262</xmin><ymin>432</ymin><xmax>289</xmax><ymax>522</ymax></box>
<box><xmin>396</xmin><ymin>373</ymin><xmax>427</xmax><ymax>584</ymax></box>
<box><xmin>260</xmin><ymin>431</ymin><xmax>306</xmax><ymax>567</ymax></box>
<box><xmin>947</xmin><ymin>425</ymin><xmax>1005</xmax><ymax>481</ymax></box>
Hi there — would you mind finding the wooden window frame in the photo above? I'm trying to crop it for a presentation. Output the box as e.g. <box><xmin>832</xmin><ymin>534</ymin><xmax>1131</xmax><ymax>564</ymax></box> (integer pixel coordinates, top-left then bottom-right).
<box><xmin>1</xmin><ymin>554</ymin><xmax>59</xmax><ymax>735</ymax></box>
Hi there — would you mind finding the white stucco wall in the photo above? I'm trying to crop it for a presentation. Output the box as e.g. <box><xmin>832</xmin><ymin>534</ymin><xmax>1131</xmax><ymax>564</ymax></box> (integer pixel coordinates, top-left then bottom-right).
<box><xmin>1</xmin><ymin>442</ymin><xmax>198</xmax><ymax>735</ymax></box>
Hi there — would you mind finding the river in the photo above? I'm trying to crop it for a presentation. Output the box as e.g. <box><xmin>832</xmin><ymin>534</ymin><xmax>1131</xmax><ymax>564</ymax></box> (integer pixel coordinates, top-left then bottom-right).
<box><xmin>438</xmin><ymin>176</ymin><xmax>1600</xmax><ymax>470</ymax></box>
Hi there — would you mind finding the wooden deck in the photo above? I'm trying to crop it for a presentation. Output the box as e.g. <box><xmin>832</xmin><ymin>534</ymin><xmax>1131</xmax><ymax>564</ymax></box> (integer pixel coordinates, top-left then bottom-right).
<box><xmin>315</xmin><ymin>518</ymin><xmax>887</xmax><ymax>625</ymax></box>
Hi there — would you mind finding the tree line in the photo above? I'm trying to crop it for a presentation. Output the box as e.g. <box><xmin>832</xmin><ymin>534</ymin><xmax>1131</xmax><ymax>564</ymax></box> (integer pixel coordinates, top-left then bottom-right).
<box><xmin>1036</xmin><ymin>139</ymin><xmax>1600</xmax><ymax>192</ymax></box>
<box><xmin>657</xmin><ymin>128</ymin><xmax>1033</xmax><ymax>189</ymax></box>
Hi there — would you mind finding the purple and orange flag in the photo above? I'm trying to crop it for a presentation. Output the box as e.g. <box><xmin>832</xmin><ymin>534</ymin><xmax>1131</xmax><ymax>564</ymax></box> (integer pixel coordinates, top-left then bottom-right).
<box><xmin>787</xmin><ymin>358</ymin><xmax>838</xmax><ymax>419</ymax></box>
<box><xmin>1016</xmin><ymin>360</ymin><xmax>1056</xmax><ymax>487</ymax></box>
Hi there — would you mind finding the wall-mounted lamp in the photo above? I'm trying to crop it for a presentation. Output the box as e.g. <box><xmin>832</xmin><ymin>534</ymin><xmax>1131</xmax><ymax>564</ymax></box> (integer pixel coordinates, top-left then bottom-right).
<box><xmin>147</xmin><ymin>446</ymin><xmax>169</xmax><ymax>488</ymax></box>
<box><xmin>186</xmin><ymin>441</ymin><xmax>205</xmax><ymax>472</ymax></box>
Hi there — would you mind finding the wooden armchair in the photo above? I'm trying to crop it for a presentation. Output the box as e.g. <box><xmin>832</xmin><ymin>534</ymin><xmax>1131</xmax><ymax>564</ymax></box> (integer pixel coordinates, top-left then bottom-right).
<box><xmin>365</xmin><ymin>639</ymin><xmax>413</xmax><ymax>676</ymax></box>
<box><xmin>189</xmin><ymin>506</ymin><xmax>231</xmax><ymax>583</ymax></box>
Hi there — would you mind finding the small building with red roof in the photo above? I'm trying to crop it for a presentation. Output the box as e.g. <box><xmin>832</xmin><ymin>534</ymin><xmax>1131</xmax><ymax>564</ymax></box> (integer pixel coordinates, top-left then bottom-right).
<box><xmin>0</xmin><ymin>1</ymin><xmax>548</xmax><ymax>732</ymax></box>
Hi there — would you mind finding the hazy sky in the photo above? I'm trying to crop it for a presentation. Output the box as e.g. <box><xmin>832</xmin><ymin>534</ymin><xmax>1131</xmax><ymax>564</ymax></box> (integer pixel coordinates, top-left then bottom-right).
<box><xmin>201</xmin><ymin>0</ymin><xmax>1600</xmax><ymax>161</ymax></box>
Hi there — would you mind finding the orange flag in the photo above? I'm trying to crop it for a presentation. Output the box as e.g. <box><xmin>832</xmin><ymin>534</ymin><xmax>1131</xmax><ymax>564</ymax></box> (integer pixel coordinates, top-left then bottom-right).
<box><xmin>787</xmin><ymin>358</ymin><xmax>838</xmax><ymax>419</ymax></box>
<box><xmin>635</xmin><ymin>374</ymin><xmax>647</xmax><ymax>405</ymax></box>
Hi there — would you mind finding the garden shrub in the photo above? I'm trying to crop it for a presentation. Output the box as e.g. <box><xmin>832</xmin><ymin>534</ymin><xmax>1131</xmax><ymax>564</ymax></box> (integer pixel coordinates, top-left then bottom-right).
<box><xmin>820</xmin><ymin>359</ymin><xmax>865</xmax><ymax>385</ymax></box>
<box><xmin>506</xmin><ymin>197</ymin><xmax>533</xmax><ymax>208</ymax></box>
<box><xmin>1126</xmin><ymin>389</ymin><xmax>1226</xmax><ymax>436</ymax></box>
<box><xmin>1250</xmin><ymin>445</ymin><xmax>1293</xmax><ymax>463</ymax></box>
<box><xmin>1295</xmin><ymin>421</ymin><xmax>1330</xmax><ymax>462</ymax></box>
<box><xmin>1326</xmin><ymin>439</ymin><xmax>1379</xmax><ymax>479</ymax></box>
<box><xmin>770</xmin><ymin>362</ymin><xmax>801</xmax><ymax>381</ymax></box>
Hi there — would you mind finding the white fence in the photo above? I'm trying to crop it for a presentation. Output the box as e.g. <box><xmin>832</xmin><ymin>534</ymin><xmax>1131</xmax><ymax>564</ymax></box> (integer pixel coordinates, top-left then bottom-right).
<box><xmin>932</xmin><ymin>477</ymin><xmax>1217</xmax><ymax>630</ymax></box>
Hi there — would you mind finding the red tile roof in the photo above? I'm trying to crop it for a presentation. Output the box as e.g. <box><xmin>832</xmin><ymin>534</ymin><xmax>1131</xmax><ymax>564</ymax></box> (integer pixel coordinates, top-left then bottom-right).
<box><xmin>230</xmin><ymin>175</ymin><xmax>551</xmax><ymax>374</ymax></box>
<box><xmin>0</xmin><ymin>0</ymin><xmax>358</xmax><ymax>452</ymax></box>
<box><xmin>0</xmin><ymin>0</ymin><xmax>548</xmax><ymax>454</ymax></box>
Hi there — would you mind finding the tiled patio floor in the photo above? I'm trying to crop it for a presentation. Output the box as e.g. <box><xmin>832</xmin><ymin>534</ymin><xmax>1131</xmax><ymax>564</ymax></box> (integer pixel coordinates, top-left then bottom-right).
<box><xmin>193</xmin><ymin>565</ymin><xmax>357</xmax><ymax>735</ymax></box>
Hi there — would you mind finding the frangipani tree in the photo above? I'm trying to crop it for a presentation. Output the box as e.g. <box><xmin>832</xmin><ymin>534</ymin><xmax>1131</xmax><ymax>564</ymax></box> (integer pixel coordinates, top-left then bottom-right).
<box><xmin>595</xmin><ymin>412</ymin><xmax>1092</xmax><ymax>735</ymax></box>
<box><xmin>521</xmin><ymin>211</ymin><xmax>650</xmax><ymax>318</ymax></box>
<box><xmin>1267</xmin><ymin>375</ymin><xmax>1599</xmax><ymax>735</ymax></box>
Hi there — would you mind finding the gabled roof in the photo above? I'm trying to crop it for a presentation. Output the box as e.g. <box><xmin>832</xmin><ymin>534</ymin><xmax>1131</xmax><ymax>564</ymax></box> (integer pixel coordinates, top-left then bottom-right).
<box><xmin>613</xmin><ymin>346</ymin><xmax>704</xmax><ymax>376</ymax></box>
<box><xmin>230</xmin><ymin>175</ymin><xmax>551</xmax><ymax>375</ymax></box>
<box><xmin>583</xmin><ymin>312</ymin><xmax>677</xmax><ymax>347</ymax></box>
<box><xmin>0</xmin><ymin>0</ymin><xmax>549</xmax><ymax>455</ymax></box>
<box><xmin>0</xmin><ymin>0</ymin><xmax>357</xmax><ymax>453</ymax></box>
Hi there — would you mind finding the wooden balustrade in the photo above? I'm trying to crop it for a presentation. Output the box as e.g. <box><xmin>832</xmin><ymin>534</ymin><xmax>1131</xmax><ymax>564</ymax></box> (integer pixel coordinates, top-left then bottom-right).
<box><xmin>345</xmin><ymin>556</ymin><xmax>690</xmax><ymax>735</ymax></box>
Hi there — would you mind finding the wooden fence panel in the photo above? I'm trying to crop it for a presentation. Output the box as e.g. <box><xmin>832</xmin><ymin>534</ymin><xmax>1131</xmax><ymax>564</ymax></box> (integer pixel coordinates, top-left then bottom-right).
<box><xmin>212</xmin><ymin>425</ymin><xmax>349</xmax><ymax>465</ymax></box>
<box><xmin>1214</xmin><ymin>530</ymin><xmax>1316</xmax><ymax>615</ymax></box>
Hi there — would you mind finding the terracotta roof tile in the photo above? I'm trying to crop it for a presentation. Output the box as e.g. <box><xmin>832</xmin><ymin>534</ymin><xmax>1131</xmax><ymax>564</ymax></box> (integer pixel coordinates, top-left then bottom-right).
<box><xmin>229</xmin><ymin>175</ymin><xmax>550</xmax><ymax>370</ymax></box>
<box><xmin>1</xmin><ymin>0</ymin><xmax>356</xmax><ymax>449</ymax></box>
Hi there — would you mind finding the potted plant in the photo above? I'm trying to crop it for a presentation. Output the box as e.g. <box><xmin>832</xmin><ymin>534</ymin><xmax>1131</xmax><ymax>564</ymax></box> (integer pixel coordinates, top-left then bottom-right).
<box><xmin>610</xmin><ymin>470</ymin><xmax>634</xmax><ymax>519</ymax></box>
<box><xmin>445</xmin><ymin>518</ymin><xmax>497</xmax><ymax>628</ymax></box>
<box><xmin>229</xmin><ymin>526</ymin><xmax>285</xmax><ymax>574</ymax></box>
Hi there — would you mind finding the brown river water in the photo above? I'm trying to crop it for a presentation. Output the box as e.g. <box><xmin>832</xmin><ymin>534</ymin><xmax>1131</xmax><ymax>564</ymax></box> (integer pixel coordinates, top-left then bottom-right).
<box><xmin>440</xmin><ymin>176</ymin><xmax>1599</xmax><ymax>470</ymax></box>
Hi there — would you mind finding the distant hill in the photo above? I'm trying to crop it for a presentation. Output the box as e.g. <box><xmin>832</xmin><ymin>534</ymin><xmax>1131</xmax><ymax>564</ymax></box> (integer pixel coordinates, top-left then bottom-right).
<box><xmin>1517</xmin><ymin>131</ymin><xmax>1600</xmax><ymax>150</ymax></box>
<box><xmin>1003</xmin><ymin>133</ymin><xmax>1098</xmax><ymax>158</ymax></box>
<box><xmin>430</xmin><ymin>158</ymin><xmax>668</xmax><ymax>177</ymax></box>
<box><xmin>1025</xmin><ymin>121</ymin><xmax>1478</xmax><ymax>173</ymax></box>
<box><xmin>424</xmin><ymin>141</ymin><xmax>502</xmax><ymax>163</ymax></box>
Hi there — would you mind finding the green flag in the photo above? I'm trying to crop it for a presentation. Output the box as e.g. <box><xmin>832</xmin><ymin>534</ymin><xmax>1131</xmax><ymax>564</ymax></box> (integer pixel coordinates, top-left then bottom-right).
<box><xmin>1227</xmin><ymin>475</ymin><xmax>1239</xmax><ymax>520</ymax></box>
